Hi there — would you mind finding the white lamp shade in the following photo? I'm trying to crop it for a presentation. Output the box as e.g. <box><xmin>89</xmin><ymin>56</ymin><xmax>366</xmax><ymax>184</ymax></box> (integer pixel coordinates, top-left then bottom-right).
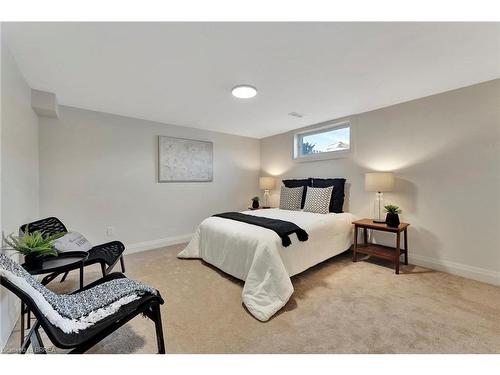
<box><xmin>365</xmin><ymin>172</ymin><xmax>395</xmax><ymax>192</ymax></box>
<box><xmin>259</xmin><ymin>177</ymin><xmax>276</xmax><ymax>190</ymax></box>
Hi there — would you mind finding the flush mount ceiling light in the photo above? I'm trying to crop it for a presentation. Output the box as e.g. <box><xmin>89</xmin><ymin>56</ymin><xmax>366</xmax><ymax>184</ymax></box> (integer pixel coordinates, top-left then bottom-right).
<box><xmin>231</xmin><ymin>85</ymin><xmax>257</xmax><ymax>99</ymax></box>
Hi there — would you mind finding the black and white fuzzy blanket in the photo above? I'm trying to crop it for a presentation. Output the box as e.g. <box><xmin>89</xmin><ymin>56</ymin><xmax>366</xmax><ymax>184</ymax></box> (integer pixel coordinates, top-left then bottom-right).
<box><xmin>0</xmin><ymin>253</ymin><xmax>157</xmax><ymax>333</ymax></box>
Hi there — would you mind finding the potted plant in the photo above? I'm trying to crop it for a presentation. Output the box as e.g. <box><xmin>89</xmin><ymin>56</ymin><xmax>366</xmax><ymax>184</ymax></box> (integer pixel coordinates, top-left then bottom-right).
<box><xmin>384</xmin><ymin>204</ymin><xmax>402</xmax><ymax>227</ymax></box>
<box><xmin>251</xmin><ymin>196</ymin><xmax>260</xmax><ymax>209</ymax></box>
<box><xmin>3</xmin><ymin>227</ymin><xmax>65</xmax><ymax>268</ymax></box>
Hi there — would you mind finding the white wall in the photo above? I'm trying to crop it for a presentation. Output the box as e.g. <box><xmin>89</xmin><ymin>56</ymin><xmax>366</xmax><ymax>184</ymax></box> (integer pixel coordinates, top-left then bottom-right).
<box><xmin>261</xmin><ymin>79</ymin><xmax>500</xmax><ymax>285</ymax></box>
<box><xmin>39</xmin><ymin>106</ymin><xmax>261</xmax><ymax>251</ymax></box>
<box><xmin>0</xmin><ymin>33</ymin><xmax>40</xmax><ymax>349</ymax></box>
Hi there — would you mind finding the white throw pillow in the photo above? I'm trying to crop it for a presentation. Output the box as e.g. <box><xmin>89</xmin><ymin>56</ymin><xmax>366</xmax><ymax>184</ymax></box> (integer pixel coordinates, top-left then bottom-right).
<box><xmin>54</xmin><ymin>232</ymin><xmax>93</xmax><ymax>253</ymax></box>
<box><xmin>303</xmin><ymin>186</ymin><xmax>333</xmax><ymax>214</ymax></box>
<box><xmin>279</xmin><ymin>186</ymin><xmax>304</xmax><ymax>211</ymax></box>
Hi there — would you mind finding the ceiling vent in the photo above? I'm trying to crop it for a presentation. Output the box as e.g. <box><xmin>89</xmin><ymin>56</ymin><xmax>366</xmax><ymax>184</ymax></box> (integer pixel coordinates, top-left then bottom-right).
<box><xmin>288</xmin><ymin>112</ymin><xmax>304</xmax><ymax>118</ymax></box>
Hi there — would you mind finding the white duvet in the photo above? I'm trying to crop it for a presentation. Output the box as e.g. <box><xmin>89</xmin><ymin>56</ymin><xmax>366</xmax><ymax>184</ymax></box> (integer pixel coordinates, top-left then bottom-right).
<box><xmin>177</xmin><ymin>208</ymin><xmax>355</xmax><ymax>321</ymax></box>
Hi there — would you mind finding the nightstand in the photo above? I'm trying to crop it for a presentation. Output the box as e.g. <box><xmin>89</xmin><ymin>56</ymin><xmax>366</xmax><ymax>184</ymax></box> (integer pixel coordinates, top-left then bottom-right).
<box><xmin>247</xmin><ymin>206</ymin><xmax>272</xmax><ymax>211</ymax></box>
<box><xmin>352</xmin><ymin>218</ymin><xmax>409</xmax><ymax>274</ymax></box>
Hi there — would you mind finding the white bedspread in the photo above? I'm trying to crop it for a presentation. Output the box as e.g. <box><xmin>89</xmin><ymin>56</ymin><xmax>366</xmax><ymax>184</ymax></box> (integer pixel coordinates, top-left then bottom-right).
<box><xmin>177</xmin><ymin>208</ymin><xmax>355</xmax><ymax>321</ymax></box>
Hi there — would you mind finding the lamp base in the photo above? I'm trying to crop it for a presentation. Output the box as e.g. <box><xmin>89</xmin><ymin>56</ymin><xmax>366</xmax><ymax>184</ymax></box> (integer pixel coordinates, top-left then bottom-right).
<box><xmin>263</xmin><ymin>189</ymin><xmax>270</xmax><ymax>208</ymax></box>
<box><xmin>373</xmin><ymin>192</ymin><xmax>385</xmax><ymax>224</ymax></box>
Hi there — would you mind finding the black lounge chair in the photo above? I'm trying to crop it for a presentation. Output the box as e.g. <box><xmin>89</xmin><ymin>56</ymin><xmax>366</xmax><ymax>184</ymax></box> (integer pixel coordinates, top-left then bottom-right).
<box><xmin>1</xmin><ymin>271</ymin><xmax>166</xmax><ymax>354</ymax></box>
<box><xmin>21</xmin><ymin>217</ymin><xmax>126</xmax><ymax>281</ymax></box>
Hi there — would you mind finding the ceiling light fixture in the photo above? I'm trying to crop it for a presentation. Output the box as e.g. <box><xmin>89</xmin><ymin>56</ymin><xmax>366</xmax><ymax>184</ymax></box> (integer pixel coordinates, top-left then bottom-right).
<box><xmin>231</xmin><ymin>85</ymin><xmax>257</xmax><ymax>99</ymax></box>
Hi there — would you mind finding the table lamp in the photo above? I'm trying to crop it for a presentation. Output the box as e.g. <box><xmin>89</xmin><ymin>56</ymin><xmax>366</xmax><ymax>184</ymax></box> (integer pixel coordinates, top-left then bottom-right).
<box><xmin>365</xmin><ymin>172</ymin><xmax>395</xmax><ymax>223</ymax></box>
<box><xmin>259</xmin><ymin>177</ymin><xmax>275</xmax><ymax>208</ymax></box>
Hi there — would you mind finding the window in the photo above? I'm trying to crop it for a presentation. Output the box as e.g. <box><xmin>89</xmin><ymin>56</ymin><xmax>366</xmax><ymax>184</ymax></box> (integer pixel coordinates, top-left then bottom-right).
<box><xmin>294</xmin><ymin>121</ymin><xmax>351</xmax><ymax>161</ymax></box>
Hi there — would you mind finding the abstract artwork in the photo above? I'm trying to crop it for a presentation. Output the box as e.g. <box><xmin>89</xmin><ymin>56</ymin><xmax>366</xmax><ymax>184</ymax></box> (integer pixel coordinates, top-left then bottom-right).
<box><xmin>158</xmin><ymin>136</ymin><xmax>213</xmax><ymax>182</ymax></box>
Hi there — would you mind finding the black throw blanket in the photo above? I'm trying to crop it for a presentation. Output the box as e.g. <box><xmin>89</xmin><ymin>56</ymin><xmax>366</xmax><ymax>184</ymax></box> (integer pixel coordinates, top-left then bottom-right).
<box><xmin>213</xmin><ymin>212</ymin><xmax>309</xmax><ymax>247</ymax></box>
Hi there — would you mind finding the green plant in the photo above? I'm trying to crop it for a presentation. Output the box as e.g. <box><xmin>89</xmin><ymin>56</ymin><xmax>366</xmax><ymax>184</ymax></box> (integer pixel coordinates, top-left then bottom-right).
<box><xmin>3</xmin><ymin>227</ymin><xmax>65</xmax><ymax>257</ymax></box>
<box><xmin>302</xmin><ymin>141</ymin><xmax>316</xmax><ymax>155</ymax></box>
<box><xmin>251</xmin><ymin>196</ymin><xmax>260</xmax><ymax>202</ymax></box>
<box><xmin>384</xmin><ymin>204</ymin><xmax>402</xmax><ymax>214</ymax></box>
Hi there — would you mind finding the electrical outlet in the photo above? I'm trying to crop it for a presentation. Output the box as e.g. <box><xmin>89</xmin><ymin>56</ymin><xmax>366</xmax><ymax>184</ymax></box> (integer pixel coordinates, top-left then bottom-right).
<box><xmin>105</xmin><ymin>226</ymin><xmax>114</xmax><ymax>237</ymax></box>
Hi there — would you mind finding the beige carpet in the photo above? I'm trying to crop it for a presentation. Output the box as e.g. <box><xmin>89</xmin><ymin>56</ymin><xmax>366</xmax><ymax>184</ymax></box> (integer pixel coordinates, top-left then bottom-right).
<box><xmin>4</xmin><ymin>243</ymin><xmax>500</xmax><ymax>354</ymax></box>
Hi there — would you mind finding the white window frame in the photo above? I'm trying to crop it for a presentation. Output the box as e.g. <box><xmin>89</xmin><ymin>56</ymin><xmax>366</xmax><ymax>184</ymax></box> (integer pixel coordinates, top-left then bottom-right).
<box><xmin>293</xmin><ymin>120</ymin><xmax>352</xmax><ymax>162</ymax></box>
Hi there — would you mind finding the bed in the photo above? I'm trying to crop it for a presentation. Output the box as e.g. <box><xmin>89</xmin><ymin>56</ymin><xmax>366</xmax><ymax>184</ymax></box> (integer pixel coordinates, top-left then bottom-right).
<box><xmin>177</xmin><ymin>208</ymin><xmax>355</xmax><ymax>321</ymax></box>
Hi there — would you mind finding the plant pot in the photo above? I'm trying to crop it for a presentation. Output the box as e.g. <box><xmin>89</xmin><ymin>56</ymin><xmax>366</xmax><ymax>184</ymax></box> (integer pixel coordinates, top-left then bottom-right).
<box><xmin>24</xmin><ymin>254</ymin><xmax>45</xmax><ymax>269</ymax></box>
<box><xmin>385</xmin><ymin>213</ymin><xmax>400</xmax><ymax>228</ymax></box>
<box><xmin>252</xmin><ymin>200</ymin><xmax>259</xmax><ymax>209</ymax></box>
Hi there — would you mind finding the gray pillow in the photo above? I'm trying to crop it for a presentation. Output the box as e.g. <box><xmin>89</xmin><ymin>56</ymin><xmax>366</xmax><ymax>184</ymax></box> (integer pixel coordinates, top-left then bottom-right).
<box><xmin>279</xmin><ymin>186</ymin><xmax>304</xmax><ymax>211</ymax></box>
<box><xmin>303</xmin><ymin>186</ymin><xmax>333</xmax><ymax>214</ymax></box>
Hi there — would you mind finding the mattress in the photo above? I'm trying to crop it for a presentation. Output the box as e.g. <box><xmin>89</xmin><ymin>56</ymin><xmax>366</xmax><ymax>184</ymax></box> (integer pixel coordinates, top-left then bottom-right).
<box><xmin>177</xmin><ymin>208</ymin><xmax>355</xmax><ymax>321</ymax></box>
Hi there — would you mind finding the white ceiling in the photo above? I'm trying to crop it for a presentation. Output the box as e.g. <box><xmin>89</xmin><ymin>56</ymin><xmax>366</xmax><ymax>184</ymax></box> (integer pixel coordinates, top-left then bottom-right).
<box><xmin>4</xmin><ymin>22</ymin><xmax>499</xmax><ymax>138</ymax></box>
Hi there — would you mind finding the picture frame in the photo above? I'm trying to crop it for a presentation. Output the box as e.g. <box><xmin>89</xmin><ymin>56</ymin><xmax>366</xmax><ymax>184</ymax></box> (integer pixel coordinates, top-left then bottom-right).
<box><xmin>158</xmin><ymin>136</ymin><xmax>213</xmax><ymax>182</ymax></box>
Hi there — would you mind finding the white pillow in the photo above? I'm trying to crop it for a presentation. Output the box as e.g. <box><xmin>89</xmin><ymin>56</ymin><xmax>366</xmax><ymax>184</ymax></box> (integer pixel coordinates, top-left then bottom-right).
<box><xmin>54</xmin><ymin>232</ymin><xmax>93</xmax><ymax>253</ymax></box>
<box><xmin>303</xmin><ymin>186</ymin><xmax>333</xmax><ymax>214</ymax></box>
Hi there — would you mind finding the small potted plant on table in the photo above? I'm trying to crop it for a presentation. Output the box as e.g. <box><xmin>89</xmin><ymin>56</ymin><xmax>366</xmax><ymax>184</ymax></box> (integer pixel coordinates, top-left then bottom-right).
<box><xmin>3</xmin><ymin>228</ymin><xmax>64</xmax><ymax>268</ymax></box>
<box><xmin>384</xmin><ymin>204</ymin><xmax>402</xmax><ymax>227</ymax></box>
<box><xmin>251</xmin><ymin>196</ymin><xmax>260</xmax><ymax>209</ymax></box>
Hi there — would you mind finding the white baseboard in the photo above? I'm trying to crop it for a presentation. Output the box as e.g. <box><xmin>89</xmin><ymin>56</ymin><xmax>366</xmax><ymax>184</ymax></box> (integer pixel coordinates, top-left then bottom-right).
<box><xmin>410</xmin><ymin>253</ymin><xmax>500</xmax><ymax>286</ymax></box>
<box><xmin>0</xmin><ymin>296</ymin><xmax>21</xmax><ymax>352</ymax></box>
<box><xmin>124</xmin><ymin>236</ymin><xmax>500</xmax><ymax>286</ymax></box>
<box><xmin>125</xmin><ymin>233</ymin><xmax>193</xmax><ymax>255</ymax></box>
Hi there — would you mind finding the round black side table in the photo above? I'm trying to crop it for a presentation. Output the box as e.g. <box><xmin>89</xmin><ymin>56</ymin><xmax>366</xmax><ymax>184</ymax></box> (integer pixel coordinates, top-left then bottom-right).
<box><xmin>20</xmin><ymin>251</ymin><xmax>89</xmax><ymax>346</ymax></box>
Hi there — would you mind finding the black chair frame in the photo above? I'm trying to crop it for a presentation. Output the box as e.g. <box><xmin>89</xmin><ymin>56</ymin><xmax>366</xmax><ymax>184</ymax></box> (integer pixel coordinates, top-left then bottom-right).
<box><xmin>1</xmin><ymin>273</ymin><xmax>166</xmax><ymax>354</ymax></box>
<box><xmin>20</xmin><ymin>217</ymin><xmax>126</xmax><ymax>281</ymax></box>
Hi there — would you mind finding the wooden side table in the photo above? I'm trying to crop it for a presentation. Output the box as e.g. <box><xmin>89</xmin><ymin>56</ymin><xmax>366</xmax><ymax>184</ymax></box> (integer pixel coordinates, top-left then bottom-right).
<box><xmin>352</xmin><ymin>218</ymin><xmax>409</xmax><ymax>274</ymax></box>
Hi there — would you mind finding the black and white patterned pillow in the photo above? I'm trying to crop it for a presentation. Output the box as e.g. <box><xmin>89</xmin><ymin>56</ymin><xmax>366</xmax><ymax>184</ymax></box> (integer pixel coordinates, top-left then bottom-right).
<box><xmin>279</xmin><ymin>186</ymin><xmax>304</xmax><ymax>211</ymax></box>
<box><xmin>303</xmin><ymin>186</ymin><xmax>333</xmax><ymax>214</ymax></box>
